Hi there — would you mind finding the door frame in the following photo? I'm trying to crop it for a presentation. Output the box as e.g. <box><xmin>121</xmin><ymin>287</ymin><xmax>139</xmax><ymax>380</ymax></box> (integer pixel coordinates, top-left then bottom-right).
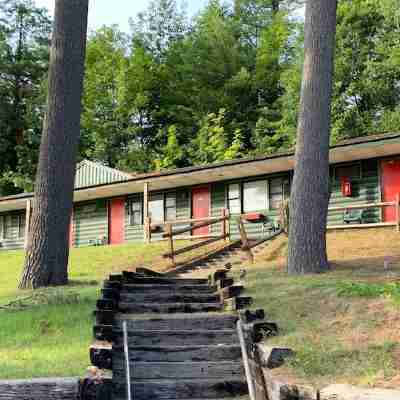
<box><xmin>191</xmin><ymin>185</ymin><xmax>211</xmax><ymax>236</ymax></box>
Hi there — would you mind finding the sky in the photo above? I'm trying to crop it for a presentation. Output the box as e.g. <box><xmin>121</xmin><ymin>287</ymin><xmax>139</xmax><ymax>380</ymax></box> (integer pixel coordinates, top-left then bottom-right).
<box><xmin>34</xmin><ymin>0</ymin><xmax>210</xmax><ymax>32</ymax></box>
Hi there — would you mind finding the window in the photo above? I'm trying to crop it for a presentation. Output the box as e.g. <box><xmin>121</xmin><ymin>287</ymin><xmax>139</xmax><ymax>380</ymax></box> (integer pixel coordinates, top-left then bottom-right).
<box><xmin>228</xmin><ymin>183</ymin><xmax>241</xmax><ymax>214</ymax></box>
<box><xmin>18</xmin><ymin>215</ymin><xmax>25</xmax><ymax>238</ymax></box>
<box><xmin>129</xmin><ymin>199</ymin><xmax>142</xmax><ymax>226</ymax></box>
<box><xmin>149</xmin><ymin>194</ymin><xmax>164</xmax><ymax>223</ymax></box>
<box><xmin>269</xmin><ymin>178</ymin><xmax>284</xmax><ymax>210</ymax></box>
<box><xmin>3</xmin><ymin>215</ymin><xmax>13</xmax><ymax>239</ymax></box>
<box><xmin>335</xmin><ymin>164</ymin><xmax>361</xmax><ymax>181</ymax></box>
<box><xmin>243</xmin><ymin>180</ymin><xmax>268</xmax><ymax>212</ymax></box>
<box><xmin>165</xmin><ymin>192</ymin><xmax>177</xmax><ymax>221</ymax></box>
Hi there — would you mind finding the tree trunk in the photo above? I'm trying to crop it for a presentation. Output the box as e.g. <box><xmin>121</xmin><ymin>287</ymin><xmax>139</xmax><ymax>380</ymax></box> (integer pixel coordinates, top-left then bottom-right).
<box><xmin>287</xmin><ymin>0</ymin><xmax>337</xmax><ymax>274</ymax></box>
<box><xmin>19</xmin><ymin>0</ymin><xmax>89</xmax><ymax>289</ymax></box>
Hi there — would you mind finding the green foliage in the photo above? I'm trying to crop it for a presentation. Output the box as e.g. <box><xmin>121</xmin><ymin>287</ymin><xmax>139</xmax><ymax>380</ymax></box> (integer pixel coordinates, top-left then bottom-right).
<box><xmin>0</xmin><ymin>0</ymin><xmax>51</xmax><ymax>194</ymax></box>
<box><xmin>332</xmin><ymin>0</ymin><xmax>400</xmax><ymax>140</ymax></box>
<box><xmin>155</xmin><ymin>125</ymin><xmax>186</xmax><ymax>169</ymax></box>
<box><xmin>191</xmin><ymin>109</ymin><xmax>246</xmax><ymax>164</ymax></box>
<box><xmin>336</xmin><ymin>281</ymin><xmax>400</xmax><ymax>301</ymax></box>
<box><xmin>2</xmin><ymin>0</ymin><xmax>400</xmax><ymax>194</ymax></box>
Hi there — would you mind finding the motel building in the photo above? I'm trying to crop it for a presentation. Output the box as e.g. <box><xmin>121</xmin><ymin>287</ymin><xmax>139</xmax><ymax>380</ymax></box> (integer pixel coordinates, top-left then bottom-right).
<box><xmin>1</xmin><ymin>132</ymin><xmax>400</xmax><ymax>251</ymax></box>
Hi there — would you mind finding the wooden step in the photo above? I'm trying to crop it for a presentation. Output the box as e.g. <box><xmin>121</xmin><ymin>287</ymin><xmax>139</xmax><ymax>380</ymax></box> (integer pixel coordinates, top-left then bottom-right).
<box><xmin>112</xmin><ymin>378</ymin><xmax>248</xmax><ymax>400</ymax></box>
<box><xmin>118</xmin><ymin>302</ymin><xmax>222</xmax><ymax>314</ymax></box>
<box><xmin>112</xmin><ymin>361</ymin><xmax>244</xmax><ymax>379</ymax></box>
<box><xmin>119</xmin><ymin>293</ymin><xmax>220</xmax><ymax>303</ymax></box>
<box><xmin>113</xmin><ymin>330</ymin><xmax>238</xmax><ymax>346</ymax></box>
<box><xmin>122</xmin><ymin>277</ymin><xmax>209</xmax><ymax>285</ymax></box>
<box><xmin>112</xmin><ymin>345</ymin><xmax>242</xmax><ymax>362</ymax></box>
<box><xmin>121</xmin><ymin>284</ymin><xmax>217</xmax><ymax>293</ymax></box>
<box><xmin>114</xmin><ymin>314</ymin><xmax>237</xmax><ymax>331</ymax></box>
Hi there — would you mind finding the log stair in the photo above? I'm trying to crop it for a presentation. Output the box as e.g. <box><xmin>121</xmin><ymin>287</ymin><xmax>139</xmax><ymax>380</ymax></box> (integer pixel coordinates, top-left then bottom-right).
<box><xmin>83</xmin><ymin>268</ymin><xmax>258</xmax><ymax>400</ymax></box>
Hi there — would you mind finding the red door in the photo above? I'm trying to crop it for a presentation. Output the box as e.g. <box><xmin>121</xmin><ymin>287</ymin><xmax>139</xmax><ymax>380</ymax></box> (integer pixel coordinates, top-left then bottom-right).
<box><xmin>192</xmin><ymin>186</ymin><xmax>210</xmax><ymax>236</ymax></box>
<box><xmin>381</xmin><ymin>160</ymin><xmax>400</xmax><ymax>221</ymax></box>
<box><xmin>109</xmin><ymin>198</ymin><xmax>125</xmax><ymax>245</ymax></box>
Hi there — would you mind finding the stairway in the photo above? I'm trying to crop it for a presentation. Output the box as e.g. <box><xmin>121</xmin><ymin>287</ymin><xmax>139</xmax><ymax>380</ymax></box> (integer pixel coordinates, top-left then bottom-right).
<box><xmin>110</xmin><ymin>275</ymin><xmax>248</xmax><ymax>400</ymax></box>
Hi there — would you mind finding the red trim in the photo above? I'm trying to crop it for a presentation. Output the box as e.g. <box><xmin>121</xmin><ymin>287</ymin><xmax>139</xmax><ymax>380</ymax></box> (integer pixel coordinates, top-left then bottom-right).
<box><xmin>381</xmin><ymin>160</ymin><xmax>400</xmax><ymax>222</ymax></box>
<box><xmin>192</xmin><ymin>186</ymin><xmax>211</xmax><ymax>235</ymax></box>
<box><xmin>109</xmin><ymin>197</ymin><xmax>126</xmax><ymax>245</ymax></box>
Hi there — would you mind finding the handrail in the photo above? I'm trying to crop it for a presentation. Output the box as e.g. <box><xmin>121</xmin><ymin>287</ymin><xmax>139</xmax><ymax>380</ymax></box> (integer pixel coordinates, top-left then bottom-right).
<box><xmin>162</xmin><ymin>234</ymin><xmax>228</xmax><ymax>258</ymax></box>
<box><xmin>151</xmin><ymin>216</ymin><xmax>221</xmax><ymax>227</ymax></box>
<box><xmin>236</xmin><ymin>319</ymin><xmax>256</xmax><ymax>400</ymax></box>
<box><xmin>162</xmin><ymin>209</ymin><xmax>230</xmax><ymax>267</ymax></box>
<box><xmin>162</xmin><ymin>216</ymin><xmax>228</xmax><ymax>238</ymax></box>
<box><xmin>122</xmin><ymin>320</ymin><xmax>132</xmax><ymax>400</ymax></box>
<box><xmin>328</xmin><ymin>201</ymin><xmax>396</xmax><ymax>212</ymax></box>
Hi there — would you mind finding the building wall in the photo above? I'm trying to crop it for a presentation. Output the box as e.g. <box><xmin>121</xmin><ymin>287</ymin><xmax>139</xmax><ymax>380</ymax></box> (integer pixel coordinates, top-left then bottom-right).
<box><xmin>0</xmin><ymin>212</ymin><xmax>26</xmax><ymax>251</ymax></box>
<box><xmin>0</xmin><ymin>157</ymin><xmax>386</xmax><ymax>252</ymax></box>
<box><xmin>327</xmin><ymin>159</ymin><xmax>381</xmax><ymax>225</ymax></box>
<box><xmin>73</xmin><ymin>200</ymin><xmax>108</xmax><ymax>247</ymax></box>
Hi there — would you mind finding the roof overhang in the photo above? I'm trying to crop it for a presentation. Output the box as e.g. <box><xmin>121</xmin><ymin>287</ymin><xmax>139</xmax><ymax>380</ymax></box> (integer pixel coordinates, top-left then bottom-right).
<box><xmin>2</xmin><ymin>134</ymin><xmax>400</xmax><ymax>213</ymax></box>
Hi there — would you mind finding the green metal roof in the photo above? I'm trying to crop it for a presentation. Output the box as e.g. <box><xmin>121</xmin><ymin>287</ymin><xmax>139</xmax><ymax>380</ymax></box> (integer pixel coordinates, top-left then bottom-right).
<box><xmin>74</xmin><ymin>160</ymin><xmax>132</xmax><ymax>189</ymax></box>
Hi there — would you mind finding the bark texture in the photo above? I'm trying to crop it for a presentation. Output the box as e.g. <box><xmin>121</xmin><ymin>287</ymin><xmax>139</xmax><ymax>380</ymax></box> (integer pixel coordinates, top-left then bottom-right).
<box><xmin>287</xmin><ymin>0</ymin><xmax>337</xmax><ymax>274</ymax></box>
<box><xmin>19</xmin><ymin>0</ymin><xmax>89</xmax><ymax>289</ymax></box>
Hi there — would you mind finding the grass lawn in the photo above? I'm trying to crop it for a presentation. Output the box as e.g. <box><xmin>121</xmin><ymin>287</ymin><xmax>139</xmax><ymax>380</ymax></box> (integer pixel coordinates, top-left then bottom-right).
<box><xmin>0</xmin><ymin>240</ymin><xmax>222</xmax><ymax>379</ymax></box>
<box><xmin>2</xmin><ymin>228</ymin><xmax>400</xmax><ymax>387</ymax></box>
<box><xmin>236</xmin><ymin>228</ymin><xmax>400</xmax><ymax>389</ymax></box>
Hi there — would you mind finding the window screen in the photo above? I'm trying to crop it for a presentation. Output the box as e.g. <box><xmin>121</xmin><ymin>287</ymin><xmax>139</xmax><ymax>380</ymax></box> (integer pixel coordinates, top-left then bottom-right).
<box><xmin>149</xmin><ymin>194</ymin><xmax>164</xmax><ymax>223</ymax></box>
<box><xmin>269</xmin><ymin>178</ymin><xmax>284</xmax><ymax>210</ymax></box>
<box><xmin>165</xmin><ymin>192</ymin><xmax>177</xmax><ymax>221</ymax></box>
<box><xmin>129</xmin><ymin>199</ymin><xmax>143</xmax><ymax>226</ymax></box>
<box><xmin>228</xmin><ymin>183</ymin><xmax>241</xmax><ymax>214</ymax></box>
<box><xmin>18</xmin><ymin>215</ymin><xmax>25</xmax><ymax>238</ymax></box>
<box><xmin>243</xmin><ymin>180</ymin><xmax>268</xmax><ymax>212</ymax></box>
<box><xmin>4</xmin><ymin>215</ymin><xmax>13</xmax><ymax>239</ymax></box>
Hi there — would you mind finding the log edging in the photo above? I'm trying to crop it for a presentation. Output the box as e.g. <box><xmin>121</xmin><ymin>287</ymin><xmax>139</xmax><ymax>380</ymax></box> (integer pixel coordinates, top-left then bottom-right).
<box><xmin>0</xmin><ymin>377</ymin><xmax>79</xmax><ymax>400</ymax></box>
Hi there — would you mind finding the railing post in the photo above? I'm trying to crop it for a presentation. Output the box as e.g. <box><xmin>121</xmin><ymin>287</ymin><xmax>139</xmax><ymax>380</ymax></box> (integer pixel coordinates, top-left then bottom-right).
<box><xmin>226</xmin><ymin>209</ymin><xmax>230</xmax><ymax>242</ymax></box>
<box><xmin>238</xmin><ymin>215</ymin><xmax>254</xmax><ymax>264</ymax></box>
<box><xmin>221</xmin><ymin>208</ymin><xmax>226</xmax><ymax>239</ymax></box>
<box><xmin>396</xmin><ymin>193</ymin><xmax>400</xmax><ymax>232</ymax></box>
<box><xmin>167</xmin><ymin>223</ymin><xmax>175</xmax><ymax>267</ymax></box>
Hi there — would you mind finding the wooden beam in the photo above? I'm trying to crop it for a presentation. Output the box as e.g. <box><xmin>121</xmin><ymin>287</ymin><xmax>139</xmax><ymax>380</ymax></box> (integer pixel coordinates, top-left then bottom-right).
<box><xmin>162</xmin><ymin>216</ymin><xmax>228</xmax><ymax>238</ymax></box>
<box><xmin>166</xmin><ymin>223</ymin><xmax>175</xmax><ymax>266</ymax></box>
<box><xmin>151</xmin><ymin>215</ymin><xmax>221</xmax><ymax>227</ymax></box>
<box><xmin>237</xmin><ymin>216</ymin><xmax>254</xmax><ymax>264</ymax></box>
<box><xmin>328</xmin><ymin>201</ymin><xmax>395</xmax><ymax>212</ymax></box>
<box><xmin>327</xmin><ymin>222</ymin><xmax>396</xmax><ymax>230</ymax></box>
<box><xmin>162</xmin><ymin>234</ymin><xmax>228</xmax><ymax>258</ymax></box>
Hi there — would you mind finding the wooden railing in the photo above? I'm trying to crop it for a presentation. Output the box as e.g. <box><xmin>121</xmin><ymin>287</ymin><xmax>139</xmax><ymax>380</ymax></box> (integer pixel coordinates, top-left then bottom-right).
<box><xmin>327</xmin><ymin>194</ymin><xmax>400</xmax><ymax>231</ymax></box>
<box><xmin>161</xmin><ymin>209</ymin><xmax>230</xmax><ymax>267</ymax></box>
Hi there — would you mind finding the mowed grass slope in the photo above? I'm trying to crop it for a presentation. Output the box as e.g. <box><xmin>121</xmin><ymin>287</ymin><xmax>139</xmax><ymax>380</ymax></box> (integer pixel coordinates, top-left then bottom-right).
<box><xmin>0</xmin><ymin>241</ymin><xmax>219</xmax><ymax>379</ymax></box>
<box><xmin>237</xmin><ymin>228</ymin><xmax>400</xmax><ymax>389</ymax></box>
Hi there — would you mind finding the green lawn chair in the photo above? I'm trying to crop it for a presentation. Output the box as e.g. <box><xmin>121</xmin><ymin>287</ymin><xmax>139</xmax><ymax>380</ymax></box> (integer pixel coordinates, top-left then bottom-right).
<box><xmin>343</xmin><ymin>209</ymin><xmax>365</xmax><ymax>224</ymax></box>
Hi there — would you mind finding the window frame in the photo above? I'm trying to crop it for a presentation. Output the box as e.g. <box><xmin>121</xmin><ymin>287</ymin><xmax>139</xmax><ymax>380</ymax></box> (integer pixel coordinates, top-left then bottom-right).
<box><xmin>269</xmin><ymin>177</ymin><xmax>284</xmax><ymax>210</ymax></box>
<box><xmin>148</xmin><ymin>193</ymin><xmax>165</xmax><ymax>224</ymax></box>
<box><xmin>128</xmin><ymin>198</ymin><xmax>143</xmax><ymax>226</ymax></box>
<box><xmin>3</xmin><ymin>215</ymin><xmax>13</xmax><ymax>240</ymax></box>
<box><xmin>333</xmin><ymin>162</ymin><xmax>362</xmax><ymax>182</ymax></box>
<box><xmin>165</xmin><ymin>192</ymin><xmax>177</xmax><ymax>222</ymax></box>
<box><xmin>227</xmin><ymin>183</ymin><xmax>241</xmax><ymax>215</ymax></box>
<box><xmin>18</xmin><ymin>214</ymin><xmax>25</xmax><ymax>238</ymax></box>
<box><xmin>242</xmin><ymin>179</ymin><xmax>269</xmax><ymax>213</ymax></box>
